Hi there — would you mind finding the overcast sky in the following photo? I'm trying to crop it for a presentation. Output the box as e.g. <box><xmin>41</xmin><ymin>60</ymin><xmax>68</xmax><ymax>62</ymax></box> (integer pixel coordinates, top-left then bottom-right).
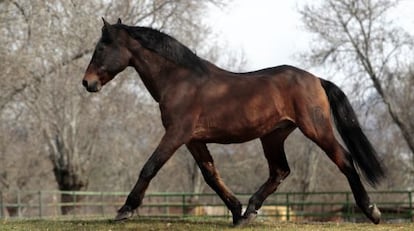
<box><xmin>207</xmin><ymin>0</ymin><xmax>414</xmax><ymax>73</ymax></box>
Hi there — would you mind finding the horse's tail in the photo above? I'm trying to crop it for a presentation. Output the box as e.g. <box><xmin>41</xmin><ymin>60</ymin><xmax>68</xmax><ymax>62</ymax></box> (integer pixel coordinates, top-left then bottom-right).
<box><xmin>320</xmin><ymin>78</ymin><xmax>385</xmax><ymax>186</ymax></box>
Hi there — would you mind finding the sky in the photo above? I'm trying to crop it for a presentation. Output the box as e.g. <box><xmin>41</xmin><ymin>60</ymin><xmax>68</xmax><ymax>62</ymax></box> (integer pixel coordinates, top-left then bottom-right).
<box><xmin>207</xmin><ymin>0</ymin><xmax>414</xmax><ymax>73</ymax></box>
<box><xmin>208</xmin><ymin>0</ymin><xmax>309</xmax><ymax>70</ymax></box>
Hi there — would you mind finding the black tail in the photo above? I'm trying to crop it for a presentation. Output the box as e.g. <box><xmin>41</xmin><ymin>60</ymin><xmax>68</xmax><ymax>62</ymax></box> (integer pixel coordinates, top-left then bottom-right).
<box><xmin>320</xmin><ymin>79</ymin><xmax>385</xmax><ymax>186</ymax></box>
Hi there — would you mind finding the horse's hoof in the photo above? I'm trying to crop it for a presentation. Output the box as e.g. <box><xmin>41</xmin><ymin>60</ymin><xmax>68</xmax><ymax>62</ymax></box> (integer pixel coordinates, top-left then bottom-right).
<box><xmin>234</xmin><ymin>211</ymin><xmax>257</xmax><ymax>227</ymax></box>
<box><xmin>369</xmin><ymin>204</ymin><xmax>381</xmax><ymax>224</ymax></box>
<box><xmin>114</xmin><ymin>205</ymin><xmax>134</xmax><ymax>221</ymax></box>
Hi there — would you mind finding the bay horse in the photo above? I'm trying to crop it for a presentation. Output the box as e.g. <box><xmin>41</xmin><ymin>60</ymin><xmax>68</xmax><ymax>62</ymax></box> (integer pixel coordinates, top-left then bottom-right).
<box><xmin>82</xmin><ymin>18</ymin><xmax>384</xmax><ymax>225</ymax></box>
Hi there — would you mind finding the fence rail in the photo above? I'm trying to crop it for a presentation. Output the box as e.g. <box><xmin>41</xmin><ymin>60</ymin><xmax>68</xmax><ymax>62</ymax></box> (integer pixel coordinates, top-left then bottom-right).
<box><xmin>0</xmin><ymin>190</ymin><xmax>412</xmax><ymax>222</ymax></box>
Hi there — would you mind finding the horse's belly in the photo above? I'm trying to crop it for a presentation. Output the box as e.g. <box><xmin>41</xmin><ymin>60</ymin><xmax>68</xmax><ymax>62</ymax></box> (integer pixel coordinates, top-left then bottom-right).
<box><xmin>193</xmin><ymin>128</ymin><xmax>261</xmax><ymax>144</ymax></box>
<box><xmin>192</xmin><ymin>116</ymin><xmax>287</xmax><ymax>144</ymax></box>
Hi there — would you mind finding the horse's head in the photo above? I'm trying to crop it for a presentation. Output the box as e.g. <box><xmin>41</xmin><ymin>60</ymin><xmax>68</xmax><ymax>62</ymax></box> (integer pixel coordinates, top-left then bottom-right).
<box><xmin>82</xmin><ymin>18</ymin><xmax>131</xmax><ymax>92</ymax></box>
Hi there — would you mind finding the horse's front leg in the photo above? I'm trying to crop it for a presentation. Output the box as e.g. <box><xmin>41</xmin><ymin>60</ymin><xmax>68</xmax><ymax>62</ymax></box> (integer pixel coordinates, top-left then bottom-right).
<box><xmin>115</xmin><ymin>129</ymin><xmax>188</xmax><ymax>220</ymax></box>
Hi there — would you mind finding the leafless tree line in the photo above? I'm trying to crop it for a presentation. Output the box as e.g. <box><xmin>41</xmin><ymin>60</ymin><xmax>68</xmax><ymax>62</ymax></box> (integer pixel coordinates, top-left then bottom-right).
<box><xmin>0</xmin><ymin>0</ymin><xmax>235</xmax><ymax>215</ymax></box>
<box><xmin>0</xmin><ymin>0</ymin><xmax>412</xmax><ymax>217</ymax></box>
<box><xmin>299</xmin><ymin>0</ymin><xmax>414</xmax><ymax>185</ymax></box>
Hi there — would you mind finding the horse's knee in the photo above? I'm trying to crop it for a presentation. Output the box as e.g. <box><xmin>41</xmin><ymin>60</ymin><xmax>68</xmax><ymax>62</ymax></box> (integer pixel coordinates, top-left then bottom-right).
<box><xmin>279</xmin><ymin>167</ymin><xmax>291</xmax><ymax>179</ymax></box>
<box><xmin>271</xmin><ymin>166</ymin><xmax>290</xmax><ymax>183</ymax></box>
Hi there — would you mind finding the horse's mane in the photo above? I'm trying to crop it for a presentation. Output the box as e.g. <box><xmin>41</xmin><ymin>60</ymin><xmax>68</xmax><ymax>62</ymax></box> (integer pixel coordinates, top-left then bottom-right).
<box><xmin>116</xmin><ymin>25</ymin><xmax>209</xmax><ymax>76</ymax></box>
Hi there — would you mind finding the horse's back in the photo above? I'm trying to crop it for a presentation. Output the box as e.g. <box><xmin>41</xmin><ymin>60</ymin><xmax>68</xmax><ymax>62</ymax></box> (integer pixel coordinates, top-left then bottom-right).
<box><xmin>192</xmin><ymin>65</ymin><xmax>325</xmax><ymax>143</ymax></box>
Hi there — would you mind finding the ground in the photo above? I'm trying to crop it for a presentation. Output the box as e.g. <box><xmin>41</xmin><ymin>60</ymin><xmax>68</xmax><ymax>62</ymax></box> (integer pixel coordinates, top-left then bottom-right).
<box><xmin>1</xmin><ymin>218</ymin><xmax>414</xmax><ymax>231</ymax></box>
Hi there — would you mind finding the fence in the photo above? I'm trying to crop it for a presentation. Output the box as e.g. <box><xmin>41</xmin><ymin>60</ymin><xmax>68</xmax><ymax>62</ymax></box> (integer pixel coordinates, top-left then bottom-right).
<box><xmin>0</xmin><ymin>190</ymin><xmax>413</xmax><ymax>222</ymax></box>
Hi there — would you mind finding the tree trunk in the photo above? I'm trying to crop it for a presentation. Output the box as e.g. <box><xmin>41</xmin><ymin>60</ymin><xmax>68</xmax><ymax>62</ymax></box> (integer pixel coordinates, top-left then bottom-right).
<box><xmin>44</xmin><ymin>121</ymin><xmax>90</xmax><ymax>215</ymax></box>
<box><xmin>53</xmin><ymin>167</ymin><xmax>88</xmax><ymax>215</ymax></box>
<box><xmin>381</xmin><ymin>94</ymin><xmax>414</xmax><ymax>156</ymax></box>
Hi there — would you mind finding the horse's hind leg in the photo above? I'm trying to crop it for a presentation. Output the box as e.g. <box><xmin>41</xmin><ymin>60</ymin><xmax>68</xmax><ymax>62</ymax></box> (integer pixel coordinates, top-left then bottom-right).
<box><xmin>241</xmin><ymin>125</ymin><xmax>296</xmax><ymax>225</ymax></box>
<box><xmin>186</xmin><ymin>141</ymin><xmax>243</xmax><ymax>225</ymax></box>
<box><xmin>319</xmin><ymin>141</ymin><xmax>380</xmax><ymax>224</ymax></box>
<box><xmin>298</xmin><ymin>107</ymin><xmax>381</xmax><ymax>224</ymax></box>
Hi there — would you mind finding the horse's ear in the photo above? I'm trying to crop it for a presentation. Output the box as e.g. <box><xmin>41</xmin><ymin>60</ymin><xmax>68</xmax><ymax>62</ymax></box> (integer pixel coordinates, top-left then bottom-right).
<box><xmin>102</xmin><ymin>17</ymin><xmax>110</xmax><ymax>28</ymax></box>
<box><xmin>101</xmin><ymin>17</ymin><xmax>112</xmax><ymax>43</ymax></box>
<box><xmin>117</xmin><ymin>18</ymin><xmax>122</xmax><ymax>24</ymax></box>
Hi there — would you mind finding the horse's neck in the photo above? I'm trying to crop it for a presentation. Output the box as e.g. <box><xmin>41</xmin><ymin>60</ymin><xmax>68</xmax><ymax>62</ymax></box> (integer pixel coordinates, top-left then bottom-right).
<box><xmin>130</xmin><ymin>48</ymin><xmax>177</xmax><ymax>102</ymax></box>
<box><xmin>133</xmin><ymin>66</ymin><xmax>161</xmax><ymax>102</ymax></box>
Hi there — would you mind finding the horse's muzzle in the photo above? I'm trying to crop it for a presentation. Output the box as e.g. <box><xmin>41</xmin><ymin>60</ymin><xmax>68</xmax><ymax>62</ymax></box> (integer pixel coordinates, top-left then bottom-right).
<box><xmin>82</xmin><ymin>79</ymin><xmax>101</xmax><ymax>92</ymax></box>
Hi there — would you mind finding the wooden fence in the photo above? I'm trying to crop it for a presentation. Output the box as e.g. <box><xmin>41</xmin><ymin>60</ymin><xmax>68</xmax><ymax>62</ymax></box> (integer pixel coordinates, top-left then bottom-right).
<box><xmin>0</xmin><ymin>190</ymin><xmax>412</xmax><ymax>222</ymax></box>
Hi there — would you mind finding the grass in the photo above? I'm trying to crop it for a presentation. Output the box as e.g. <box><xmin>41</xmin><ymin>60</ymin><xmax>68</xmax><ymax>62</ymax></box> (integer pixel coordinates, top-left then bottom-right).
<box><xmin>1</xmin><ymin>218</ymin><xmax>414</xmax><ymax>231</ymax></box>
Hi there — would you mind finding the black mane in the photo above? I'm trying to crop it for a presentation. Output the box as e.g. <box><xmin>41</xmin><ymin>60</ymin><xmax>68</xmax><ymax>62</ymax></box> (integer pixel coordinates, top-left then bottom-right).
<box><xmin>117</xmin><ymin>25</ymin><xmax>209</xmax><ymax>75</ymax></box>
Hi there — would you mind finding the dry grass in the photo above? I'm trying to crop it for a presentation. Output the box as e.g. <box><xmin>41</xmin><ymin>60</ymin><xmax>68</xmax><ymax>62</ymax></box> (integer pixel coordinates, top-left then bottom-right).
<box><xmin>1</xmin><ymin>218</ymin><xmax>414</xmax><ymax>231</ymax></box>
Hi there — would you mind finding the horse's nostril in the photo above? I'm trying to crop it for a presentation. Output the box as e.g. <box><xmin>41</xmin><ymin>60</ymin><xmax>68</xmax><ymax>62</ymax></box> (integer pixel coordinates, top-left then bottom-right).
<box><xmin>82</xmin><ymin>79</ymin><xmax>88</xmax><ymax>88</ymax></box>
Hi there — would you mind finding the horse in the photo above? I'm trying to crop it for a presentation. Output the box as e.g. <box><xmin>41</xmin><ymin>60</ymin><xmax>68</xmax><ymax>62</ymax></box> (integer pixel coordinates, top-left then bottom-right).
<box><xmin>82</xmin><ymin>18</ymin><xmax>385</xmax><ymax>226</ymax></box>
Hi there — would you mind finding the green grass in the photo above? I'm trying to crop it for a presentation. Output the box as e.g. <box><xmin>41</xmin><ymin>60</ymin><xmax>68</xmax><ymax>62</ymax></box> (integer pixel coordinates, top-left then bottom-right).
<box><xmin>1</xmin><ymin>218</ymin><xmax>414</xmax><ymax>231</ymax></box>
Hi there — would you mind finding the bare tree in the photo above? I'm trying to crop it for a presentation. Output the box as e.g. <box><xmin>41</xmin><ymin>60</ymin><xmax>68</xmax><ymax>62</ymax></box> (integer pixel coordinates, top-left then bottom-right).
<box><xmin>299</xmin><ymin>0</ymin><xmax>414</xmax><ymax>159</ymax></box>
<box><xmin>1</xmin><ymin>0</ymin><xmax>243</xmax><ymax>214</ymax></box>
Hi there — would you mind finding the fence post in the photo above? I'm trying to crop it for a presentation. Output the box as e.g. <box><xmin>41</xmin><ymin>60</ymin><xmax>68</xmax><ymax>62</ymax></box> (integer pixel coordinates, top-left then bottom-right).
<box><xmin>56</xmin><ymin>191</ymin><xmax>59</xmax><ymax>216</ymax></box>
<box><xmin>17</xmin><ymin>190</ymin><xmax>21</xmax><ymax>218</ymax></box>
<box><xmin>101</xmin><ymin>192</ymin><xmax>105</xmax><ymax>216</ymax></box>
<box><xmin>345</xmin><ymin>192</ymin><xmax>351</xmax><ymax>221</ymax></box>
<box><xmin>38</xmin><ymin>191</ymin><xmax>43</xmax><ymax>218</ymax></box>
<box><xmin>182</xmin><ymin>194</ymin><xmax>186</xmax><ymax>218</ymax></box>
<box><xmin>286</xmin><ymin>193</ymin><xmax>290</xmax><ymax>221</ymax></box>
<box><xmin>73</xmin><ymin>191</ymin><xmax>77</xmax><ymax>218</ymax></box>
<box><xmin>0</xmin><ymin>191</ymin><xmax>3</xmax><ymax>218</ymax></box>
<box><xmin>409</xmin><ymin>191</ymin><xmax>413</xmax><ymax>222</ymax></box>
<box><xmin>165</xmin><ymin>194</ymin><xmax>169</xmax><ymax>216</ymax></box>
